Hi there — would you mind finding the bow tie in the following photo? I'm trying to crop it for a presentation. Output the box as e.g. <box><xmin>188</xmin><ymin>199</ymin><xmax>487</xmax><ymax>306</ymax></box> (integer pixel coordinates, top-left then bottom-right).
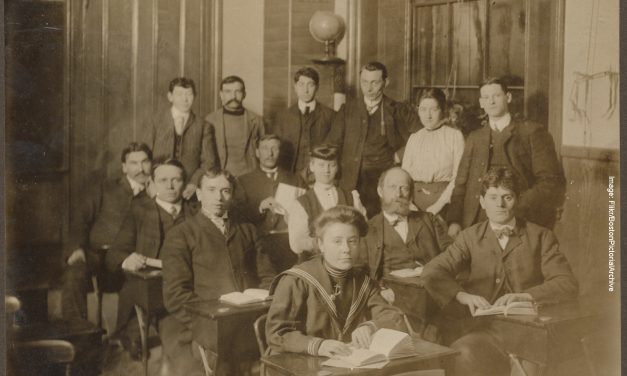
<box><xmin>493</xmin><ymin>226</ymin><xmax>516</xmax><ymax>239</ymax></box>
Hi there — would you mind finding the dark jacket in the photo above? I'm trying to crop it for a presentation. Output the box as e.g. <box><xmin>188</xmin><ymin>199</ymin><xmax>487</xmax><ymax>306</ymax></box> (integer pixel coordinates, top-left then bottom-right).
<box><xmin>447</xmin><ymin>120</ymin><xmax>566</xmax><ymax>228</ymax></box>
<box><xmin>272</xmin><ymin>102</ymin><xmax>335</xmax><ymax>172</ymax></box>
<box><xmin>142</xmin><ymin>108</ymin><xmax>218</xmax><ymax>185</ymax></box>
<box><xmin>362</xmin><ymin>211</ymin><xmax>453</xmax><ymax>281</ymax></box>
<box><xmin>326</xmin><ymin>95</ymin><xmax>420</xmax><ymax>191</ymax></box>
<box><xmin>421</xmin><ymin>219</ymin><xmax>578</xmax><ymax>308</ymax></box>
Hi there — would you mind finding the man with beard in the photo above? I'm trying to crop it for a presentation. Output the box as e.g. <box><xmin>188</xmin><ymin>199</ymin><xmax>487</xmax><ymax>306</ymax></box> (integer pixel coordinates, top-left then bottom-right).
<box><xmin>106</xmin><ymin>159</ymin><xmax>198</xmax><ymax>360</ymax></box>
<box><xmin>362</xmin><ymin>167</ymin><xmax>452</xmax><ymax>282</ymax></box>
<box><xmin>236</xmin><ymin>134</ymin><xmax>306</xmax><ymax>272</ymax></box>
<box><xmin>205</xmin><ymin>76</ymin><xmax>266</xmax><ymax>177</ymax></box>
<box><xmin>272</xmin><ymin>67</ymin><xmax>335</xmax><ymax>178</ymax></box>
<box><xmin>61</xmin><ymin>142</ymin><xmax>153</xmax><ymax>321</ymax></box>
<box><xmin>142</xmin><ymin>77</ymin><xmax>217</xmax><ymax>199</ymax></box>
<box><xmin>161</xmin><ymin>168</ymin><xmax>275</xmax><ymax>375</ymax></box>
<box><xmin>326</xmin><ymin>62</ymin><xmax>420</xmax><ymax>216</ymax></box>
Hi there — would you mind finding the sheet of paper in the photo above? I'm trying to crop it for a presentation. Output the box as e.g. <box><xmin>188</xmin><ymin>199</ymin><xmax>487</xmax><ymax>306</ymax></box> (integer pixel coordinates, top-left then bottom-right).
<box><xmin>145</xmin><ymin>257</ymin><xmax>162</xmax><ymax>269</ymax></box>
<box><xmin>321</xmin><ymin>358</ymin><xmax>389</xmax><ymax>369</ymax></box>
<box><xmin>274</xmin><ymin>183</ymin><xmax>306</xmax><ymax>213</ymax></box>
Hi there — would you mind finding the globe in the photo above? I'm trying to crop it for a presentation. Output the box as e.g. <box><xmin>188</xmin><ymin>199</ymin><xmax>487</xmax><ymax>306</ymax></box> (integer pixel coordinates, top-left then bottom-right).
<box><xmin>309</xmin><ymin>11</ymin><xmax>345</xmax><ymax>43</ymax></box>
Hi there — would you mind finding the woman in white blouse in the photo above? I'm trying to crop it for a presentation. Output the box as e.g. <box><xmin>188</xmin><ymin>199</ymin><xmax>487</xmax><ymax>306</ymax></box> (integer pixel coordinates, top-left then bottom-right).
<box><xmin>402</xmin><ymin>88</ymin><xmax>464</xmax><ymax>216</ymax></box>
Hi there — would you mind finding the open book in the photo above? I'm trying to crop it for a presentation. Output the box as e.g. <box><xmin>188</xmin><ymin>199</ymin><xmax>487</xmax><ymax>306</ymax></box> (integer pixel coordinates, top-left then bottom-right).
<box><xmin>219</xmin><ymin>289</ymin><xmax>271</xmax><ymax>305</ymax></box>
<box><xmin>322</xmin><ymin>328</ymin><xmax>415</xmax><ymax>368</ymax></box>
<box><xmin>472</xmin><ymin>301</ymin><xmax>538</xmax><ymax>317</ymax></box>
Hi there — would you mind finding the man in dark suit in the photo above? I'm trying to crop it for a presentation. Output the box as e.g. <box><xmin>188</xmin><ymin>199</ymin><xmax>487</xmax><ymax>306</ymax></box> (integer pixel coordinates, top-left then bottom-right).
<box><xmin>61</xmin><ymin>142</ymin><xmax>152</xmax><ymax>321</ymax></box>
<box><xmin>326</xmin><ymin>61</ymin><xmax>420</xmax><ymax>217</ymax></box>
<box><xmin>272</xmin><ymin>67</ymin><xmax>335</xmax><ymax>178</ymax></box>
<box><xmin>106</xmin><ymin>159</ymin><xmax>197</xmax><ymax>360</ymax></box>
<box><xmin>237</xmin><ymin>134</ymin><xmax>305</xmax><ymax>272</ymax></box>
<box><xmin>422</xmin><ymin>167</ymin><xmax>578</xmax><ymax>376</ymax></box>
<box><xmin>142</xmin><ymin>77</ymin><xmax>217</xmax><ymax>199</ymax></box>
<box><xmin>447</xmin><ymin>77</ymin><xmax>566</xmax><ymax>237</ymax></box>
<box><xmin>362</xmin><ymin>167</ymin><xmax>453</xmax><ymax>282</ymax></box>
<box><xmin>162</xmin><ymin>168</ymin><xmax>275</xmax><ymax>375</ymax></box>
<box><xmin>205</xmin><ymin>76</ymin><xmax>266</xmax><ymax>177</ymax></box>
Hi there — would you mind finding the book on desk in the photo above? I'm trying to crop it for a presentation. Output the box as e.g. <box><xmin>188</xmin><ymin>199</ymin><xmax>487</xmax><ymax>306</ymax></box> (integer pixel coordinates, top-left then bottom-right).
<box><xmin>322</xmin><ymin>328</ymin><xmax>415</xmax><ymax>369</ymax></box>
<box><xmin>219</xmin><ymin>289</ymin><xmax>271</xmax><ymax>306</ymax></box>
<box><xmin>472</xmin><ymin>301</ymin><xmax>538</xmax><ymax>317</ymax></box>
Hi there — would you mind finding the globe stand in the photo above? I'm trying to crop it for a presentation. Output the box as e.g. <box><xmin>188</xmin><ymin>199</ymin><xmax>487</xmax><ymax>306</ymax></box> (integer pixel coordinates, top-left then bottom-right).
<box><xmin>311</xmin><ymin>41</ymin><xmax>345</xmax><ymax>66</ymax></box>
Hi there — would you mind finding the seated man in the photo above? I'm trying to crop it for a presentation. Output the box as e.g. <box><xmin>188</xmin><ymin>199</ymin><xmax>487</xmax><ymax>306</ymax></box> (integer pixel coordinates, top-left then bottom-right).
<box><xmin>236</xmin><ymin>134</ymin><xmax>306</xmax><ymax>272</ymax></box>
<box><xmin>421</xmin><ymin>167</ymin><xmax>578</xmax><ymax>376</ymax></box>
<box><xmin>161</xmin><ymin>168</ymin><xmax>275</xmax><ymax>375</ymax></box>
<box><xmin>106</xmin><ymin>159</ymin><xmax>197</xmax><ymax>360</ymax></box>
<box><xmin>287</xmin><ymin>144</ymin><xmax>366</xmax><ymax>257</ymax></box>
<box><xmin>363</xmin><ymin>167</ymin><xmax>453</xmax><ymax>281</ymax></box>
<box><xmin>266</xmin><ymin>206</ymin><xmax>407</xmax><ymax>356</ymax></box>
<box><xmin>61</xmin><ymin>142</ymin><xmax>152</xmax><ymax>321</ymax></box>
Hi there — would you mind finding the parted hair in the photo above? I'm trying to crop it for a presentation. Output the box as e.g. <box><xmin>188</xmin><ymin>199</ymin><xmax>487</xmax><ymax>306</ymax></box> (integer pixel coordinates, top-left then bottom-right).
<box><xmin>121</xmin><ymin>142</ymin><xmax>153</xmax><ymax>163</ymax></box>
<box><xmin>256</xmin><ymin>133</ymin><xmax>282</xmax><ymax>148</ymax></box>
<box><xmin>480</xmin><ymin>77</ymin><xmax>509</xmax><ymax>94</ymax></box>
<box><xmin>199</xmin><ymin>166</ymin><xmax>237</xmax><ymax>190</ymax></box>
<box><xmin>151</xmin><ymin>158</ymin><xmax>186</xmax><ymax>182</ymax></box>
<box><xmin>309</xmin><ymin>143</ymin><xmax>339</xmax><ymax>162</ymax></box>
<box><xmin>168</xmin><ymin>77</ymin><xmax>196</xmax><ymax>95</ymax></box>
<box><xmin>417</xmin><ymin>88</ymin><xmax>447</xmax><ymax>112</ymax></box>
<box><xmin>480</xmin><ymin>167</ymin><xmax>520</xmax><ymax>196</ymax></box>
<box><xmin>220</xmin><ymin>75</ymin><xmax>246</xmax><ymax>92</ymax></box>
<box><xmin>360</xmin><ymin>61</ymin><xmax>388</xmax><ymax>80</ymax></box>
<box><xmin>294</xmin><ymin>67</ymin><xmax>320</xmax><ymax>86</ymax></box>
<box><xmin>313</xmin><ymin>205</ymin><xmax>369</xmax><ymax>239</ymax></box>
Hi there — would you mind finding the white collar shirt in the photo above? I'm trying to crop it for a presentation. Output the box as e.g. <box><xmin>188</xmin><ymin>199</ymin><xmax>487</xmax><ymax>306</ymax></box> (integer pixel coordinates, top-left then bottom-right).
<box><xmin>127</xmin><ymin>177</ymin><xmax>145</xmax><ymax>197</ymax></box>
<box><xmin>490</xmin><ymin>218</ymin><xmax>517</xmax><ymax>249</ymax></box>
<box><xmin>156</xmin><ymin>198</ymin><xmax>182</xmax><ymax>217</ymax></box>
<box><xmin>383</xmin><ymin>211</ymin><xmax>409</xmax><ymax>243</ymax></box>
<box><xmin>489</xmin><ymin>113</ymin><xmax>512</xmax><ymax>132</ymax></box>
<box><xmin>171</xmin><ymin>107</ymin><xmax>190</xmax><ymax>135</ymax></box>
<box><xmin>313</xmin><ymin>182</ymin><xmax>338</xmax><ymax>210</ymax></box>
<box><xmin>297</xmin><ymin>100</ymin><xmax>316</xmax><ymax>115</ymax></box>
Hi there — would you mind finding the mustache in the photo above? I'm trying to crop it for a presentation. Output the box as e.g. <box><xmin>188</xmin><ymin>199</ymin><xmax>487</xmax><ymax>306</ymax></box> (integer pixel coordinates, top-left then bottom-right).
<box><xmin>226</xmin><ymin>99</ymin><xmax>242</xmax><ymax>105</ymax></box>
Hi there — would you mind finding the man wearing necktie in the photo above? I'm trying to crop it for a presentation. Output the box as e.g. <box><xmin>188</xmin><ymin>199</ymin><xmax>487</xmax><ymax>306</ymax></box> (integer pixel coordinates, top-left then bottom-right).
<box><xmin>142</xmin><ymin>77</ymin><xmax>218</xmax><ymax>200</ymax></box>
<box><xmin>161</xmin><ymin>168</ymin><xmax>275</xmax><ymax>375</ymax></box>
<box><xmin>61</xmin><ymin>142</ymin><xmax>153</xmax><ymax>321</ymax></box>
<box><xmin>326</xmin><ymin>61</ymin><xmax>421</xmax><ymax>217</ymax></box>
<box><xmin>272</xmin><ymin>67</ymin><xmax>335</xmax><ymax>179</ymax></box>
<box><xmin>447</xmin><ymin>77</ymin><xmax>565</xmax><ymax>238</ymax></box>
<box><xmin>236</xmin><ymin>134</ymin><xmax>306</xmax><ymax>272</ymax></box>
<box><xmin>362</xmin><ymin>167</ymin><xmax>453</xmax><ymax>282</ymax></box>
<box><xmin>106</xmin><ymin>159</ymin><xmax>197</xmax><ymax>361</ymax></box>
<box><xmin>422</xmin><ymin>167</ymin><xmax>578</xmax><ymax>376</ymax></box>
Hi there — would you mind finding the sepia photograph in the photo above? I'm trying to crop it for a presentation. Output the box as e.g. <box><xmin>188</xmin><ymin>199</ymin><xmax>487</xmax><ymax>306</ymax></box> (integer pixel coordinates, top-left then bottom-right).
<box><xmin>3</xmin><ymin>0</ymin><xmax>621</xmax><ymax>375</ymax></box>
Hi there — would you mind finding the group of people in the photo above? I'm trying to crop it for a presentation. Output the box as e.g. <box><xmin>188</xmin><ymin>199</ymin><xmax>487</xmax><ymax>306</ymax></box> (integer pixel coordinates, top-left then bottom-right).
<box><xmin>61</xmin><ymin>61</ymin><xmax>577</xmax><ymax>376</ymax></box>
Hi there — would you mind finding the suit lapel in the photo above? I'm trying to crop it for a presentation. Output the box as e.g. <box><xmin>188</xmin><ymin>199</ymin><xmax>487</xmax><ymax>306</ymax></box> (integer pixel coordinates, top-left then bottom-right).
<box><xmin>502</xmin><ymin>222</ymin><xmax>524</xmax><ymax>259</ymax></box>
<box><xmin>180</xmin><ymin>111</ymin><xmax>196</xmax><ymax>135</ymax></box>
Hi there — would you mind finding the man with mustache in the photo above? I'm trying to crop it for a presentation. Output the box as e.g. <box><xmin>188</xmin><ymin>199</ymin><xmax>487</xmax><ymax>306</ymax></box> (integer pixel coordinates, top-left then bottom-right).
<box><xmin>61</xmin><ymin>142</ymin><xmax>153</xmax><ymax>321</ymax></box>
<box><xmin>236</xmin><ymin>134</ymin><xmax>306</xmax><ymax>272</ymax></box>
<box><xmin>161</xmin><ymin>168</ymin><xmax>275</xmax><ymax>375</ymax></box>
<box><xmin>142</xmin><ymin>77</ymin><xmax>217</xmax><ymax>200</ymax></box>
<box><xmin>106</xmin><ymin>159</ymin><xmax>198</xmax><ymax>361</ymax></box>
<box><xmin>362</xmin><ymin>167</ymin><xmax>452</xmax><ymax>282</ymax></box>
<box><xmin>205</xmin><ymin>75</ymin><xmax>266</xmax><ymax>177</ymax></box>
<box><xmin>326</xmin><ymin>62</ymin><xmax>421</xmax><ymax>217</ymax></box>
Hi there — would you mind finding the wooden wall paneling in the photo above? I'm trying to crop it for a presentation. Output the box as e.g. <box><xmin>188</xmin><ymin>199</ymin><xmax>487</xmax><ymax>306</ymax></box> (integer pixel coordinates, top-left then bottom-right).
<box><xmin>184</xmin><ymin>0</ymin><xmax>202</xmax><ymax>114</ymax></box>
<box><xmin>524</xmin><ymin>0</ymin><xmax>551</xmax><ymax>125</ymax></box>
<box><xmin>452</xmin><ymin>1</ymin><xmax>484</xmax><ymax>85</ymax></box>
<box><xmin>156</xmin><ymin>0</ymin><xmax>181</xmax><ymax>111</ymax></box>
<box><xmin>263</xmin><ymin>0</ymin><xmax>290</xmax><ymax>123</ymax></box>
<box><xmin>488</xmin><ymin>0</ymin><xmax>525</xmax><ymax>83</ymax></box>
<box><xmin>136</xmin><ymin>0</ymin><xmax>156</xmax><ymax>139</ymax></box>
<box><xmin>357</xmin><ymin>0</ymin><xmax>378</xmax><ymax>74</ymax></box>
<box><xmin>377</xmin><ymin>0</ymin><xmax>408</xmax><ymax>101</ymax></box>
<box><xmin>555</xmin><ymin>158</ymin><xmax>620</xmax><ymax>296</ymax></box>
<box><xmin>106</xmin><ymin>0</ymin><xmax>134</xmax><ymax>176</ymax></box>
<box><xmin>431</xmin><ymin>4</ymin><xmax>449</xmax><ymax>85</ymax></box>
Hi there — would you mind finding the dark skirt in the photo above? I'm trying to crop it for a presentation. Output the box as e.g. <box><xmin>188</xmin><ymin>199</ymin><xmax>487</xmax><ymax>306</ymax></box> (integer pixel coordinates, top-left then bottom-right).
<box><xmin>412</xmin><ymin>181</ymin><xmax>449</xmax><ymax>212</ymax></box>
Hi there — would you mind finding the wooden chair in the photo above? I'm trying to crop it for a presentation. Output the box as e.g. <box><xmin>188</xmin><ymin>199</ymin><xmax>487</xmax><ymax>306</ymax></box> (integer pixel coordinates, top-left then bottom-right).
<box><xmin>253</xmin><ymin>314</ymin><xmax>268</xmax><ymax>376</ymax></box>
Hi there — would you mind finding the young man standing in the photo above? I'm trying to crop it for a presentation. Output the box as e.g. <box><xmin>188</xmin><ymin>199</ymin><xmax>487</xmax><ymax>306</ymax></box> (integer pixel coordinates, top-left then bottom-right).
<box><xmin>142</xmin><ymin>77</ymin><xmax>217</xmax><ymax>199</ymax></box>
<box><xmin>272</xmin><ymin>67</ymin><xmax>335</xmax><ymax>177</ymax></box>
<box><xmin>422</xmin><ymin>167</ymin><xmax>578</xmax><ymax>376</ymax></box>
<box><xmin>447</xmin><ymin>78</ymin><xmax>565</xmax><ymax>237</ymax></box>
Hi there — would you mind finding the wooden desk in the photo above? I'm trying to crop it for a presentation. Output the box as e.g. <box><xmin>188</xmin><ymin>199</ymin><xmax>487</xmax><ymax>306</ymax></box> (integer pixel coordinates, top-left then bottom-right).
<box><xmin>261</xmin><ymin>337</ymin><xmax>458</xmax><ymax>375</ymax></box>
<box><xmin>185</xmin><ymin>299</ymin><xmax>272</xmax><ymax>375</ymax></box>
<box><xmin>382</xmin><ymin>275</ymin><xmax>429</xmax><ymax>334</ymax></box>
<box><xmin>492</xmin><ymin>300</ymin><xmax>604</xmax><ymax>375</ymax></box>
<box><xmin>124</xmin><ymin>268</ymin><xmax>164</xmax><ymax>376</ymax></box>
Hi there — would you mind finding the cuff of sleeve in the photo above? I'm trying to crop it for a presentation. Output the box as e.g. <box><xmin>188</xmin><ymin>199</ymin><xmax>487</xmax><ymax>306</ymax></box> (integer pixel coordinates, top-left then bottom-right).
<box><xmin>358</xmin><ymin>320</ymin><xmax>377</xmax><ymax>333</ymax></box>
<box><xmin>308</xmin><ymin>337</ymin><xmax>325</xmax><ymax>356</ymax></box>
